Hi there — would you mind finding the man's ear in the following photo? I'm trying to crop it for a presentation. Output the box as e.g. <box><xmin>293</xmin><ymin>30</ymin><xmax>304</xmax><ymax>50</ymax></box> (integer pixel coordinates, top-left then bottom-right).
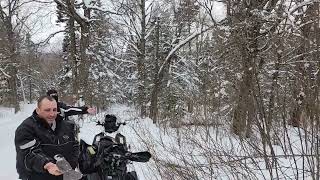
<box><xmin>36</xmin><ymin>107</ymin><xmax>40</xmax><ymax>114</ymax></box>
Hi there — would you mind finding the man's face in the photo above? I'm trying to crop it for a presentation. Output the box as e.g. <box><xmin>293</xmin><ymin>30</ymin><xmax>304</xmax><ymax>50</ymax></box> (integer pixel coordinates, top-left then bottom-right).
<box><xmin>36</xmin><ymin>98</ymin><xmax>58</xmax><ymax>124</ymax></box>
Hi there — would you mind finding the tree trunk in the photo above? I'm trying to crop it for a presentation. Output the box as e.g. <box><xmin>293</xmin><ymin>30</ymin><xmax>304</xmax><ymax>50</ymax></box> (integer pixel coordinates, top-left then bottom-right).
<box><xmin>79</xmin><ymin>23</ymin><xmax>90</xmax><ymax>98</ymax></box>
<box><xmin>8</xmin><ymin>64</ymin><xmax>19</xmax><ymax>112</ymax></box>
<box><xmin>69</xmin><ymin>17</ymin><xmax>79</xmax><ymax>97</ymax></box>
<box><xmin>149</xmin><ymin>17</ymin><xmax>160</xmax><ymax>123</ymax></box>
<box><xmin>137</xmin><ymin>0</ymin><xmax>147</xmax><ymax>117</ymax></box>
<box><xmin>232</xmin><ymin>65</ymin><xmax>253</xmax><ymax>136</ymax></box>
<box><xmin>232</xmin><ymin>14</ymin><xmax>259</xmax><ymax>137</ymax></box>
<box><xmin>289</xmin><ymin>3</ymin><xmax>316</xmax><ymax>128</ymax></box>
<box><xmin>150</xmin><ymin>79</ymin><xmax>160</xmax><ymax>123</ymax></box>
<box><xmin>54</xmin><ymin>0</ymin><xmax>91</xmax><ymax>101</ymax></box>
<box><xmin>7</xmin><ymin>20</ymin><xmax>19</xmax><ymax>113</ymax></box>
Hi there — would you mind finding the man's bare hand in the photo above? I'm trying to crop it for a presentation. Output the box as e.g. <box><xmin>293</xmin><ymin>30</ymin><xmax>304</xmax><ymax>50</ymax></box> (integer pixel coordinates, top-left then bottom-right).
<box><xmin>44</xmin><ymin>162</ymin><xmax>62</xmax><ymax>176</ymax></box>
<box><xmin>87</xmin><ymin>107</ymin><xmax>96</xmax><ymax>115</ymax></box>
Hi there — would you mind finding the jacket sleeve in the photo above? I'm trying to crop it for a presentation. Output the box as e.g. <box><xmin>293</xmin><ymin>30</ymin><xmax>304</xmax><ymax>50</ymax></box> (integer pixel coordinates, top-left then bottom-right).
<box><xmin>59</xmin><ymin>102</ymin><xmax>88</xmax><ymax>117</ymax></box>
<box><xmin>15</xmin><ymin>124</ymin><xmax>53</xmax><ymax>173</ymax></box>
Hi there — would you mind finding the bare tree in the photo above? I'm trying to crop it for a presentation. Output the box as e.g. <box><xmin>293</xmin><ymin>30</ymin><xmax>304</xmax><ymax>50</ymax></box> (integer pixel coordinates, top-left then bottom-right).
<box><xmin>0</xmin><ymin>0</ymin><xmax>21</xmax><ymax>112</ymax></box>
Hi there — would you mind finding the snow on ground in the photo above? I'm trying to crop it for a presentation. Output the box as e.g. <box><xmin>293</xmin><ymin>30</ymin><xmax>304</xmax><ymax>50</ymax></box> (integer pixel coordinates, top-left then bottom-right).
<box><xmin>0</xmin><ymin>103</ymin><xmax>36</xmax><ymax>180</ymax></box>
<box><xmin>0</xmin><ymin>103</ymin><xmax>156</xmax><ymax>180</ymax></box>
<box><xmin>0</xmin><ymin>103</ymin><xmax>315</xmax><ymax>180</ymax></box>
<box><xmin>79</xmin><ymin>104</ymin><xmax>159</xmax><ymax>180</ymax></box>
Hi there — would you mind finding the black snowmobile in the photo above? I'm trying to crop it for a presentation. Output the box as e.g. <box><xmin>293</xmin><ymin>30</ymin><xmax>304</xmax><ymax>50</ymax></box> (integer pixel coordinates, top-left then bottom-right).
<box><xmin>79</xmin><ymin>114</ymin><xmax>151</xmax><ymax>180</ymax></box>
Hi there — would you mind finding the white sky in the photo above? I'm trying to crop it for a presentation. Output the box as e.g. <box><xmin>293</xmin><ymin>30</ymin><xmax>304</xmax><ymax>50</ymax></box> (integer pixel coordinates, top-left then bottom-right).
<box><xmin>20</xmin><ymin>1</ymin><xmax>65</xmax><ymax>52</ymax></box>
<box><xmin>24</xmin><ymin>0</ymin><xmax>227</xmax><ymax>53</ymax></box>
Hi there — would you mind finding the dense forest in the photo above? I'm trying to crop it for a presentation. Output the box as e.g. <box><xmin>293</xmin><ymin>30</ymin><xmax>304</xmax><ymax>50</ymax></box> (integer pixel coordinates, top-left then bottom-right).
<box><xmin>1</xmin><ymin>0</ymin><xmax>320</xmax><ymax>179</ymax></box>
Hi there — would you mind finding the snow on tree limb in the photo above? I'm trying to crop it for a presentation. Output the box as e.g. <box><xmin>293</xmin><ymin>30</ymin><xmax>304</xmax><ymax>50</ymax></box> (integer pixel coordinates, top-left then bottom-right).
<box><xmin>34</xmin><ymin>30</ymin><xmax>65</xmax><ymax>46</ymax></box>
<box><xmin>86</xmin><ymin>6</ymin><xmax>122</xmax><ymax>15</ymax></box>
<box><xmin>288</xmin><ymin>0</ymin><xmax>315</xmax><ymax>15</ymax></box>
<box><xmin>54</xmin><ymin>0</ymin><xmax>89</xmax><ymax>26</ymax></box>
<box><xmin>107</xmin><ymin>55</ymin><xmax>136</xmax><ymax>65</ymax></box>
<box><xmin>157</xmin><ymin>27</ymin><xmax>212</xmax><ymax>76</ymax></box>
<box><xmin>0</xmin><ymin>67</ymin><xmax>11</xmax><ymax>78</ymax></box>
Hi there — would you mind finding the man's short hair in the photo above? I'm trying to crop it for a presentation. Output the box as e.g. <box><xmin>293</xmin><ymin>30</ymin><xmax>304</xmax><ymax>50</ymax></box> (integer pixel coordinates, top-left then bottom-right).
<box><xmin>37</xmin><ymin>95</ymin><xmax>55</xmax><ymax>108</ymax></box>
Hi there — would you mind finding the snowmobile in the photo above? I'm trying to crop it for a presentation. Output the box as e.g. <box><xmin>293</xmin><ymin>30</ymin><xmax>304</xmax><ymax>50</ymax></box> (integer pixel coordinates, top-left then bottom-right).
<box><xmin>79</xmin><ymin>114</ymin><xmax>151</xmax><ymax>180</ymax></box>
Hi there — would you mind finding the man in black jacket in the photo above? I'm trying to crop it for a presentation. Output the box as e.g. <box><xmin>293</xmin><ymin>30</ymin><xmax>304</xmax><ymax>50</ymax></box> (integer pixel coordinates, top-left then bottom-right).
<box><xmin>46</xmin><ymin>89</ymin><xmax>96</xmax><ymax>140</ymax></box>
<box><xmin>15</xmin><ymin>96</ymin><xmax>79</xmax><ymax>180</ymax></box>
<box><xmin>46</xmin><ymin>89</ymin><xmax>96</xmax><ymax>119</ymax></box>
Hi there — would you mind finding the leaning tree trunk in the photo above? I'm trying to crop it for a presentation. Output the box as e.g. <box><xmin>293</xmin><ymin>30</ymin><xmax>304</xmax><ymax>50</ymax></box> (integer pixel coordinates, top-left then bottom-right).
<box><xmin>150</xmin><ymin>28</ymin><xmax>209</xmax><ymax>123</ymax></box>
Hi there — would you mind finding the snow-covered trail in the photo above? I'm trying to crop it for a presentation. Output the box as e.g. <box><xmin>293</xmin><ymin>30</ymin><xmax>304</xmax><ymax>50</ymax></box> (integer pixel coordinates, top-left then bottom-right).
<box><xmin>0</xmin><ymin>122</ymin><xmax>19</xmax><ymax>180</ymax></box>
<box><xmin>79</xmin><ymin>104</ymin><xmax>156</xmax><ymax>180</ymax></box>
<box><xmin>0</xmin><ymin>104</ymin><xmax>36</xmax><ymax>180</ymax></box>
<box><xmin>0</xmin><ymin>104</ymin><xmax>155</xmax><ymax>180</ymax></box>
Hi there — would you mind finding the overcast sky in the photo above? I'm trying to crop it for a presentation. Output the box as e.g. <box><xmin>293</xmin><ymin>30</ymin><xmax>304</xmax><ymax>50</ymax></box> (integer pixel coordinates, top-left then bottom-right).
<box><xmin>27</xmin><ymin>0</ymin><xmax>226</xmax><ymax>53</ymax></box>
<box><xmin>23</xmin><ymin>1</ymin><xmax>65</xmax><ymax>53</ymax></box>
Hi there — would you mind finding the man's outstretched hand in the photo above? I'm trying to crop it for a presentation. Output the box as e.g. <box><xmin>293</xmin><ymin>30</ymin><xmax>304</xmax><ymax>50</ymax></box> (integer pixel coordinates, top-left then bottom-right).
<box><xmin>87</xmin><ymin>107</ymin><xmax>96</xmax><ymax>114</ymax></box>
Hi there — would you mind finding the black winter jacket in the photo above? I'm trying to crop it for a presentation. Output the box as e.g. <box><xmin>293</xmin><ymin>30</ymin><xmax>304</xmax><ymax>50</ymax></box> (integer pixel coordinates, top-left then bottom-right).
<box><xmin>14</xmin><ymin>110</ymin><xmax>79</xmax><ymax>180</ymax></box>
<box><xmin>58</xmin><ymin>101</ymin><xmax>88</xmax><ymax>119</ymax></box>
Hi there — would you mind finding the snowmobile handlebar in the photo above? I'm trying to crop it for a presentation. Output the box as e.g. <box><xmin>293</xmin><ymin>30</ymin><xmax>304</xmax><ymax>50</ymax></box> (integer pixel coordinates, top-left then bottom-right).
<box><xmin>103</xmin><ymin>150</ymin><xmax>151</xmax><ymax>163</ymax></box>
<box><xmin>96</xmin><ymin>121</ymin><xmax>126</xmax><ymax>126</ymax></box>
<box><xmin>95</xmin><ymin>114</ymin><xmax>126</xmax><ymax>133</ymax></box>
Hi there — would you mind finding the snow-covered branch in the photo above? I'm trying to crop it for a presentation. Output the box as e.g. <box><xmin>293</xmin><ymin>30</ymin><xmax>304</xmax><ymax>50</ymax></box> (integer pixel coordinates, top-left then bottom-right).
<box><xmin>0</xmin><ymin>67</ymin><xmax>11</xmax><ymax>78</ymax></box>
<box><xmin>34</xmin><ymin>30</ymin><xmax>66</xmax><ymax>46</ymax></box>
<box><xmin>158</xmin><ymin>27</ymin><xmax>212</xmax><ymax>76</ymax></box>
